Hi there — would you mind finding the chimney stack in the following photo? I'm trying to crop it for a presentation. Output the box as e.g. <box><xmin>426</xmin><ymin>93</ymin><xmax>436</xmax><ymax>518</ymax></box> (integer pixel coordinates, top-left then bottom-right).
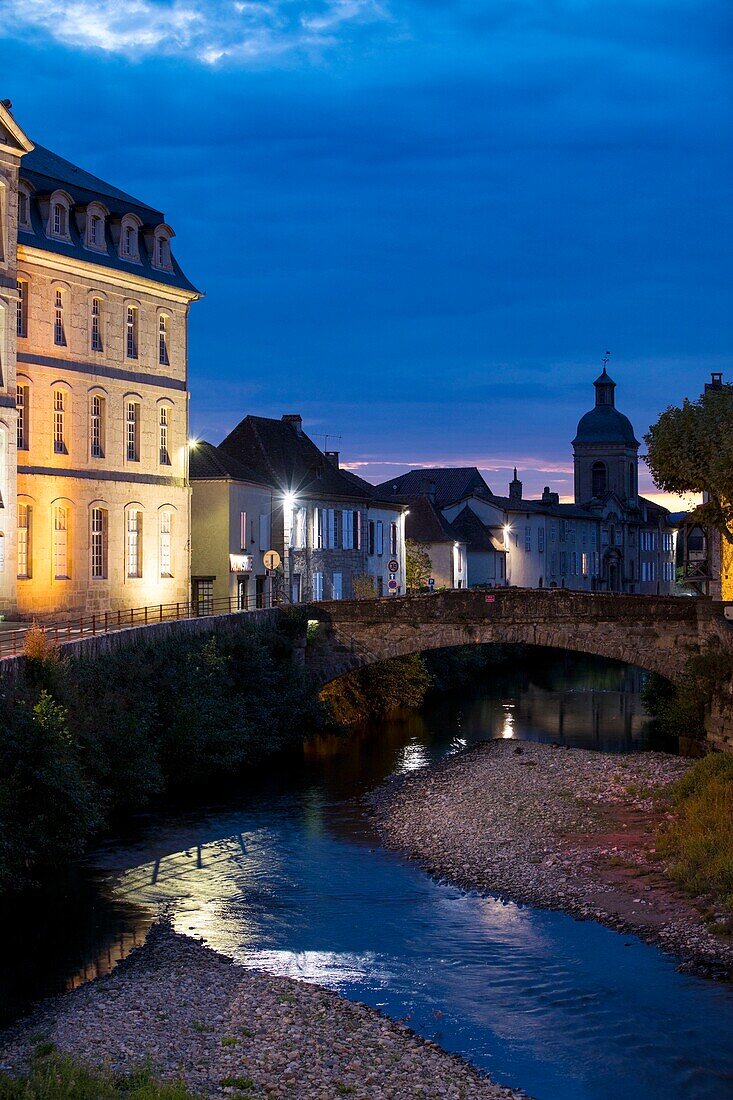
<box><xmin>509</xmin><ymin>467</ymin><xmax>522</xmax><ymax>502</ymax></box>
<box><xmin>541</xmin><ymin>485</ymin><xmax>560</xmax><ymax>505</ymax></box>
<box><xmin>282</xmin><ymin>413</ymin><xmax>303</xmax><ymax>436</ymax></box>
<box><xmin>706</xmin><ymin>372</ymin><xmax>724</xmax><ymax>392</ymax></box>
<box><xmin>325</xmin><ymin>450</ymin><xmax>340</xmax><ymax>468</ymax></box>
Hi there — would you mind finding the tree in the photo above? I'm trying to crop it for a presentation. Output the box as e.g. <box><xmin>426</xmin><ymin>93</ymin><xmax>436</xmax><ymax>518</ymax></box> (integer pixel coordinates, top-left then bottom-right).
<box><xmin>645</xmin><ymin>385</ymin><xmax>733</xmax><ymax>542</ymax></box>
<box><xmin>405</xmin><ymin>539</ymin><xmax>432</xmax><ymax>590</ymax></box>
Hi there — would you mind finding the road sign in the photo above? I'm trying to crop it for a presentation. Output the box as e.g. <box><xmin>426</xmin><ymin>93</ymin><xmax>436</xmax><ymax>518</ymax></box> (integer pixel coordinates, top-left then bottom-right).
<box><xmin>387</xmin><ymin>579</ymin><xmax>398</xmax><ymax>592</ymax></box>
<box><xmin>263</xmin><ymin>549</ymin><xmax>281</xmax><ymax>571</ymax></box>
<box><xmin>485</xmin><ymin>594</ymin><xmax>496</xmax><ymax>603</ymax></box>
<box><xmin>387</xmin><ymin>558</ymin><xmax>400</xmax><ymax>573</ymax></box>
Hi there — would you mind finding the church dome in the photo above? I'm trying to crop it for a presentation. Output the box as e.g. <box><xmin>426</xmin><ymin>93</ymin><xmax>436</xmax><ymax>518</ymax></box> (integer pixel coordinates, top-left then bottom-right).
<box><xmin>572</xmin><ymin>368</ymin><xmax>639</xmax><ymax>447</ymax></box>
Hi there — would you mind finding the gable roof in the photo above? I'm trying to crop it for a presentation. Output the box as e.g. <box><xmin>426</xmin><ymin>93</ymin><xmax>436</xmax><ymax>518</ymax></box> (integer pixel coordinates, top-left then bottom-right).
<box><xmin>405</xmin><ymin>495</ymin><xmax>459</xmax><ymax>544</ymax></box>
<box><xmin>219</xmin><ymin>415</ymin><xmax>375</xmax><ymax>503</ymax></box>
<box><xmin>189</xmin><ymin>441</ymin><xmax>269</xmax><ymax>486</ymax></box>
<box><xmin>449</xmin><ymin>504</ymin><xmax>506</xmax><ymax>553</ymax></box>
<box><xmin>376</xmin><ymin>467</ymin><xmax>492</xmax><ymax>505</ymax></box>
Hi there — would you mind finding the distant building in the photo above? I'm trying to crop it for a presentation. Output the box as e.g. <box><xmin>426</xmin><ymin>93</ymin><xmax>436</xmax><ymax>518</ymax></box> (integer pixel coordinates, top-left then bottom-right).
<box><xmin>215</xmin><ymin>414</ymin><xmax>407</xmax><ymax>601</ymax></box>
<box><xmin>189</xmin><ymin>442</ymin><xmax>275</xmax><ymax>613</ymax></box>
<box><xmin>0</xmin><ymin>101</ymin><xmax>199</xmax><ymax>618</ymax></box>
<box><xmin>377</xmin><ymin>368</ymin><xmax>677</xmax><ymax>594</ymax></box>
<box><xmin>572</xmin><ymin>370</ymin><xmax>676</xmax><ymax>594</ymax></box>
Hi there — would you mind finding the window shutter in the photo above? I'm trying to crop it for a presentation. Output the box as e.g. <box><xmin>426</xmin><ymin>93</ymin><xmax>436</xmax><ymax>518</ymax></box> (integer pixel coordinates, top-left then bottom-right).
<box><xmin>240</xmin><ymin>511</ymin><xmax>247</xmax><ymax>550</ymax></box>
<box><xmin>259</xmin><ymin>513</ymin><xmax>269</xmax><ymax>551</ymax></box>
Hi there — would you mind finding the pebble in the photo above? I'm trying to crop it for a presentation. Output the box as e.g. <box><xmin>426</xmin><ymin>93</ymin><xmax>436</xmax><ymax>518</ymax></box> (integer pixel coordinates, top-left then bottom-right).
<box><xmin>0</xmin><ymin>922</ymin><xmax>528</xmax><ymax>1099</ymax></box>
<box><xmin>369</xmin><ymin>741</ymin><xmax>733</xmax><ymax>981</ymax></box>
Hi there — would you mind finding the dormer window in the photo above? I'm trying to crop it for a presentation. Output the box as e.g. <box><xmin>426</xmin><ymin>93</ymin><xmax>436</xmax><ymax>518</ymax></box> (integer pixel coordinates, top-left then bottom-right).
<box><xmin>47</xmin><ymin>190</ymin><xmax>72</xmax><ymax>241</ymax></box>
<box><xmin>84</xmin><ymin>202</ymin><xmax>108</xmax><ymax>252</ymax></box>
<box><xmin>17</xmin><ymin>182</ymin><xmax>32</xmax><ymax>230</ymax></box>
<box><xmin>151</xmin><ymin>223</ymin><xmax>174</xmax><ymax>271</ymax></box>
<box><xmin>53</xmin><ymin>203</ymin><xmax>66</xmax><ymax>236</ymax></box>
<box><xmin>118</xmin><ymin>213</ymin><xmax>142</xmax><ymax>262</ymax></box>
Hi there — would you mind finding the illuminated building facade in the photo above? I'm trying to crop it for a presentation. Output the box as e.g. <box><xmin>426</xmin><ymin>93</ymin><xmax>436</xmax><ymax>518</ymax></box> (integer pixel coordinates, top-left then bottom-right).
<box><xmin>0</xmin><ymin>101</ymin><xmax>199</xmax><ymax>617</ymax></box>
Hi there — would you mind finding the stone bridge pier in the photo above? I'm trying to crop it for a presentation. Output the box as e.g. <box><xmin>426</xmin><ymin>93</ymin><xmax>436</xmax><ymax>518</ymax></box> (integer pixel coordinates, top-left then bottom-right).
<box><xmin>302</xmin><ymin>589</ymin><xmax>733</xmax><ymax>752</ymax></box>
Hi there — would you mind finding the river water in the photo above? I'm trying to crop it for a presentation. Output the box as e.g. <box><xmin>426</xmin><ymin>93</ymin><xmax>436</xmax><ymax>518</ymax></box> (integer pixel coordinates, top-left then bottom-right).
<box><xmin>3</xmin><ymin>651</ymin><xmax>733</xmax><ymax>1099</ymax></box>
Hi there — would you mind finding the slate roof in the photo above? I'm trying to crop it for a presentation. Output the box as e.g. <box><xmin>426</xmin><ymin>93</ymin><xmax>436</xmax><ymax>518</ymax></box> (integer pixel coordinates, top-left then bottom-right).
<box><xmin>573</xmin><ymin>404</ymin><xmax>639</xmax><ymax>447</ymax></box>
<box><xmin>489</xmin><ymin>494</ymin><xmax>599</xmax><ymax>520</ymax></box>
<box><xmin>219</xmin><ymin>416</ymin><xmax>375</xmax><ymax>502</ymax></box>
<box><xmin>405</xmin><ymin>495</ymin><xmax>459</xmax><ymax>544</ymax></box>
<box><xmin>375</xmin><ymin>467</ymin><xmax>492</xmax><ymax>505</ymax></box>
<box><xmin>189</xmin><ymin>441</ymin><xmax>269</xmax><ymax>486</ymax></box>
<box><xmin>19</xmin><ymin>142</ymin><xmax>198</xmax><ymax>294</ymax></box>
<box><xmin>448</xmin><ymin>505</ymin><xmax>506</xmax><ymax>553</ymax></box>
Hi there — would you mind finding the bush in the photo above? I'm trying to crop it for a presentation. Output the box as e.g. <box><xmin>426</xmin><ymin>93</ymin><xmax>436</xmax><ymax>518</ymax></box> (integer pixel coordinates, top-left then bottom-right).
<box><xmin>0</xmin><ymin>1048</ymin><xmax>196</xmax><ymax>1098</ymax></box>
<box><xmin>322</xmin><ymin>654</ymin><xmax>432</xmax><ymax>726</ymax></box>
<box><xmin>0</xmin><ymin>617</ymin><xmax>327</xmax><ymax>894</ymax></box>
<box><xmin>658</xmin><ymin>753</ymin><xmax>733</xmax><ymax>914</ymax></box>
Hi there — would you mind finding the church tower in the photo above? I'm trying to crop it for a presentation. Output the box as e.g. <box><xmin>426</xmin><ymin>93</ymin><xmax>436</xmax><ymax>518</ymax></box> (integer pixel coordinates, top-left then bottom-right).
<box><xmin>572</xmin><ymin>369</ymin><xmax>640</xmax><ymax>505</ymax></box>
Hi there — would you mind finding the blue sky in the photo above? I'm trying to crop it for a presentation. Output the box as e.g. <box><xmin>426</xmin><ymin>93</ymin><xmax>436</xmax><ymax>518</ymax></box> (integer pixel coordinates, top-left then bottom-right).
<box><xmin>2</xmin><ymin>0</ymin><xmax>731</xmax><ymax>503</ymax></box>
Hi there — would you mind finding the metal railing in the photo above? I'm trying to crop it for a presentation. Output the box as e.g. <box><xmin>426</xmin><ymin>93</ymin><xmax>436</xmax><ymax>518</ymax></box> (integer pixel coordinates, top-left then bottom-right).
<box><xmin>0</xmin><ymin>592</ymin><xmax>277</xmax><ymax>659</ymax></box>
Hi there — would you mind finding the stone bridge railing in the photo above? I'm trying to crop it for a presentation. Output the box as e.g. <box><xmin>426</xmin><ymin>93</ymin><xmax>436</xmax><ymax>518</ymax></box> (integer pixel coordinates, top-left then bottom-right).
<box><xmin>301</xmin><ymin>589</ymin><xmax>733</xmax><ymax>751</ymax></box>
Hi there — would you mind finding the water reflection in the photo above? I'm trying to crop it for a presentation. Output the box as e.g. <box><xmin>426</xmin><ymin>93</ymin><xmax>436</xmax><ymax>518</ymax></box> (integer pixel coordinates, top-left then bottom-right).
<box><xmin>4</xmin><ymin>651</ymin><xmax>731</xmax><ymax>1100</ymax></box>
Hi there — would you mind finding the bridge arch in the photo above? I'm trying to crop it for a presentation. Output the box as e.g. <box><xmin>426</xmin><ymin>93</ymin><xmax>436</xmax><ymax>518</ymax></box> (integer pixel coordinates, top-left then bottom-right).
<box><xmin>303</xmin><ymin>589</ymin><xmax>726</xmax><ymax>688</ymax></box>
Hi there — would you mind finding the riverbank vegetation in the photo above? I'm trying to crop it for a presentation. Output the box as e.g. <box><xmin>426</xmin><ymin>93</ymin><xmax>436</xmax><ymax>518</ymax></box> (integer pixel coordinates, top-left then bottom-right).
<box><xmin>321</xmin><ymin>654</ymin><xmax>432</xmax><ymax>725</ymax></box>
<box><xmin>658</xmin><ymin>753</ymin><xmax>733</xmax><ymax>920</ymax></box>
<box><xmin>0</xmin><ymin>613</ymin><xmax>326</xmax><ymax>895</ymax></box>
<box><xmin>0</xmin><ymin>1047</ymin><xmax>195</xmax><ymax>1099</ymax></box>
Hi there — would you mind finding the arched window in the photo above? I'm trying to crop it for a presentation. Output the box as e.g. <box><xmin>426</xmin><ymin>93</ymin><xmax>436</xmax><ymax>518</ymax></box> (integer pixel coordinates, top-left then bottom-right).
<box><xmin>151</xmin><ymin>224</ymin><xmax>174</xmax><ymax>270</ymax></box>
<box><xmin>54</xmin><ymin>505</ymin><xmax>70</xmax><ymax>579</ymax></box>
<box><xmin>119</xmin><ymin>213</ymin><xmax>142</xmax><ymax>261</ymax></box>
<box><xmin>53</xmin><ymin>388</ymin><xmax>67</xmax><ymax>453</ymax></box>
<box><xmin>125</xmin><ymin>304</ymin><xmax>138</xmax><ymax>359</ymax></box>
<box><xmin>126</xmin><ymin>508</ymin><xmax>143</xmax><ymax>578</ymax></box>
<box><xmin>126</xmin><ymin>399</ymin><xmax>140</xmax><ymax>462</ymax></box>
<box><xmin>54</xmin><ymin>288</ymin><xmax>67</xmax><ymax>346</ymax></box>
<box><xmin>158</xmin><ymin>313</ymin><xmax>169</xmax><ymax>365</ymax></box>
<box><xmin>0</xmin><ymin>424</ymin><xmax>6</xmax><ymax>509</ymax></box>
<box><xmin>591</xmin><ymin>461</ymin><xmax>607</xmax><ymax>497</ymax></box>
<box><xmin>17</xmin><ymin>182</ymin><xmax>32</xmax><ymax>230</ymax></box>
<box><xmin>159</xmin><ymin>510</ymin><xmax>173</xmax><ymax>577</ymax></box>
<box><xmin>159</xmin><ymin>405</ymin><xmax>171</xmax><ymax>465</ymax></box>
<box><xmin>16</xmin><ymin>382</ymin><xmax>29</xmax><ymax>450</ymax></box>
<box><xmin>16</xmin><ymin>278</ymin><xmax>28</xmax><ymax>338</ymax></box>
<box><xmin>17</xmin><ymin>503</ymin><xmax>32</xmax><ymax>579</ymax></box>
<box><xmin>90</xmin><ymin>296</ymin><xmax>103</xmax><ymax>352</ymax></box>
<box><xmin>47</xmin><ymin>191</ymin><xmax>73</xmax><ymax>241</ymax></box>
<box><xmin>84</xmin><ymin>202</ymin><xmax>108</xmax><ymax>252</ymax></box>
<box><xmin>90</xmin><ymin>506</ymin><xmax>108</xmax><ymax>579</ymax></box>
<box><xmin>90</xmin><ymin>394</ymin><xmax>105</xmax><ymax>458</ymax></box>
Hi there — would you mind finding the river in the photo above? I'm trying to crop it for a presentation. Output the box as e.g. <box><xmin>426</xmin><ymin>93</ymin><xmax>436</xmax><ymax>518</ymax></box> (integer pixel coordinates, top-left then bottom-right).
<box><xmin>2</xmin><ymin>650</ymin><xmax>733</xmax><ymax>1099</ymax></box>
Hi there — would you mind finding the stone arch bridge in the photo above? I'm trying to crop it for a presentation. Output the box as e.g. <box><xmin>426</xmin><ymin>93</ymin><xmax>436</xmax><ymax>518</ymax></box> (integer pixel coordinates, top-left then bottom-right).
<box><xmin>301</xmin><ymin>590</ymin><xmax>733</xmax><ymax>751</ymax></box>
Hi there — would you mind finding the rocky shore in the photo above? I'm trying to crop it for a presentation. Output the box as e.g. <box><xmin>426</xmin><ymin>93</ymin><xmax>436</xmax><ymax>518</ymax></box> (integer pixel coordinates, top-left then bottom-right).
<box><xmin>370</xmin><ymin>740</ymin><xmax>733</xmax><ymax>980</ymax></box>
<box><xmin>0</xmin><ymin>921</ymin><xmax>525</xmax><ymax>1100</ymax></box>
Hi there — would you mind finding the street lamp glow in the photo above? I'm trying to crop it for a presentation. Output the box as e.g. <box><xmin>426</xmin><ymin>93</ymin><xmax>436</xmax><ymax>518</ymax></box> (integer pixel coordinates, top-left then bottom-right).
<box><xmin>283</xmin><ymin>491</ymin><xmax>296</xmax><ymax>509</ymax></box>
<box><xmin>187</xmin><ymin>437</ymin><xmax>199</xmax><ymax>449</ymax></box>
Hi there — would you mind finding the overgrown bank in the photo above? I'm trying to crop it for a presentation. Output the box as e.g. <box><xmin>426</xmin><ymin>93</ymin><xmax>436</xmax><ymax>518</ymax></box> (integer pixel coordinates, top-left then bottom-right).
<box><xmin>0</xmin><ymin>611</ymin><xmax>326</xmax><ymax>895</ymax></box>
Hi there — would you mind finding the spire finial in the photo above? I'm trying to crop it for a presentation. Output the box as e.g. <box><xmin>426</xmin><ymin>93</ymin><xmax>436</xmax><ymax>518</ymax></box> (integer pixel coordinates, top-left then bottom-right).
<box><xmin>601</xmin><ymin>350</ymin><xmax>611</xmax><ymax>370</ymax></box>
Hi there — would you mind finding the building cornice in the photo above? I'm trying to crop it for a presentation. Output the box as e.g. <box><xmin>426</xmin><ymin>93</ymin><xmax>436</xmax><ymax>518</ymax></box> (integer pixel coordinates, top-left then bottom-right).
<box><xmin>17</xmin><ymin>352</ymin><xmax>187</xmax><ymax>392</ymax></box>
<box><xmin>18</xmin><ymin>465</ymin><xmax>188</xmax><ymax>489</ymax></box>
<box><xmin>17</xmin><ymin>243</ymin><xmax>200</xmax><ymax>304</ymax></box>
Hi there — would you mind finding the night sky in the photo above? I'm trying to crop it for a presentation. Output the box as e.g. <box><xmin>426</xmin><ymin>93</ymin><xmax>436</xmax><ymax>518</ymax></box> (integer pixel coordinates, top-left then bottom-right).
<box><xmin>3</xmin><ymin>1</ymin><xmax>731</xmax><ymax>505</ymax></box>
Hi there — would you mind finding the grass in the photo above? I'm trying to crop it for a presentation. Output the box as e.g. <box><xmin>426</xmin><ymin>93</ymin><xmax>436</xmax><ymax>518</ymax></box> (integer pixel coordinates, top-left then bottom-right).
<box><xmin>657</xmin><ymin>753</ymin><xmax>733</xmax><ymax>917</ymax></box>
<box><xmin>0</xmin><ymin>1048</ymin><xmax>197</xmax><ymax>1098</ymax></box>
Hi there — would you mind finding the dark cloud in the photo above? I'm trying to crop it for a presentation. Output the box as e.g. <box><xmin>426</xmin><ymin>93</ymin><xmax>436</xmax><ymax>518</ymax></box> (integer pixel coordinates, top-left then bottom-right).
<box><xmin>1</xmin><ymin>0</ymin><xmax>731</xmax><ymax>498</ymax></box>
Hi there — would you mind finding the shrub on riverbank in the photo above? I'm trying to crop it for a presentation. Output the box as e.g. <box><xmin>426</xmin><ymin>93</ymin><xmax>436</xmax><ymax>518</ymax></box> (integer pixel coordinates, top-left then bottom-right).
<box><xmin>658</xmin><ymin>753</ymin><xmax>733</xmax><ymax>917</ymax></box>
<box><xmin>0</xmin><ymin>618</ymin><xmax>327</xmax><ymax>893</ymax></box>
<box><xmin>0</xmin><ymin>1047</ymin><xmax>196</xmax><ymax>1098</ymax></box>
<box><xmin>321</xmin><ymin>654</ymin><xmax>432</xmax><ymax>726</ymax></box>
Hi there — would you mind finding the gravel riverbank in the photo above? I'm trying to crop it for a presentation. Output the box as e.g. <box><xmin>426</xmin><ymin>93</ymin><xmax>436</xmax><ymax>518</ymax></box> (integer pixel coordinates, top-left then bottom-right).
<box><xmin>370</xmin><ymin>740</ymin><xmax>733</xmax><ymax>980</ymax></box>
<box><xmin>0</xmin><ymin>922</ymin><xmax>526</xmax><ymax>1100</ymax></box>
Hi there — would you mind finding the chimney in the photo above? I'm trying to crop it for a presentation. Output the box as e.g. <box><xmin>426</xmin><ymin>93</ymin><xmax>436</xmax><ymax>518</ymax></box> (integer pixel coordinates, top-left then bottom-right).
<box><xmin>281</xmin><ymin>413</ymin><xmax>303</xmax><ymax>436</ymax></box>
<box><xmin>325</xmin><ymin>450</ymin><xmax>340</xmax><ymax>468</ymax></box>
<box><xmin>705</xmin><ymin>372</ymin><xmax>724</xmax><ymax>392</ymax></box>
<box><xmin>541</xmin><ymin>485</ymin><xmax>560</xmax><ymax>505</ymax></box>
<box><xmin>509</xmin><ymin>466</ymin><xmax>522</xmax><ymax>502</ymax></box>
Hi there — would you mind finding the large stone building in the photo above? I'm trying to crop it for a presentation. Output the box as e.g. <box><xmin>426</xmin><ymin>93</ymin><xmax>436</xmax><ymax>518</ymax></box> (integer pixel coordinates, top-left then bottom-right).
<box><xmin>0</xmin><ymin>101</ymin><xmax>199</xmax><ymax>617</ymax></box>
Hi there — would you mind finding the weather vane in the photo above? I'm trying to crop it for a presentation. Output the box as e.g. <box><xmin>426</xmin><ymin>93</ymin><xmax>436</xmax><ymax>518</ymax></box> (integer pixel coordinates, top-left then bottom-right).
<box><xmin>601</xmin><ymin>350</ymin><xmax>611</xmax><ymax>369</ymax></box>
